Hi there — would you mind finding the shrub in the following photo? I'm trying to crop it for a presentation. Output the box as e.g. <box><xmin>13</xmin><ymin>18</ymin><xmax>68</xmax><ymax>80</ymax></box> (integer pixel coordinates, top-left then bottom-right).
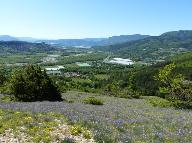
<box><xmin>145</xmin><ymin>96</ymin><xmax>172</xmax><ymax>108</ymax></box>
<box><xmin>109</xmin><ymin>89</ymin><xmax>141</xmax><ymax>99</ymax></box>
<box><xmin>10</xmin><ymin>65</ymin><xmax>62</xmax><ymax>102</ymax></box>
<box><xmin>0</xmin><ymin>95</ymin><xmax>13</xmax><ymax>102</ymax></box>
<box><xmin>83</xmin><ymin>96</ymin><xmax>104</xmax><ymax>105</ymax></box>
<box><xmin>129</xmin><ymin>90</ymin><xmax>141</xmax><ymax>99</ymax></box>
<box><xmin>0</xmin><ymin>82</ymin><xmax>12</xmax><ymax>94</ymax></box>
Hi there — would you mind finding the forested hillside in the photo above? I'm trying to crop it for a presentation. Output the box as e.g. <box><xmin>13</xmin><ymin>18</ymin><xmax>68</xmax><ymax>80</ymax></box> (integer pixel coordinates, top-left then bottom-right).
<box><xmin>0</xmin><ymin>41</ymin><xmax>60</xmax><ymax>54</ymax></box>
<box><xmin>110</xmin><ymin>52</ymin><xmax>192</xmax><ymax>97</ymax></box>
<box><xmin>94</xmin><ymin>30</ymin><xmax>192</xmax><ymax>62</ymax></box>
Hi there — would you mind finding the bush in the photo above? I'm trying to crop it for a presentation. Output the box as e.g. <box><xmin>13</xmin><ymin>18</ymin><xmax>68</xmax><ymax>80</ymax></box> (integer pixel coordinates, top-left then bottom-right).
<box><xmin>0</xmin><ymin>82</ymin><xmax>12</xmax><ymax>94</ymax></box>
<box><xmin>10</xmin><ymin>65</ymin><xmax>62</xmax><ymax>102</ymax></box>
<box><xmin>129</xmin><ymin>90</ymin><xmax>141</xmax><ymax>99</ymax></box>
<box><xmin>0</xmin><ymin>95</ymin><xmax>13</xmax><ymax>102</ymax></box>
<box><xmin>145</xmin><ymin>96</ymin><xmax>172</xmax><ymax>108</ymax></box>
<box><xmin>83</xmin><ymin>96</ymin><xmax>103</xmax><ymax>105</ymax></box>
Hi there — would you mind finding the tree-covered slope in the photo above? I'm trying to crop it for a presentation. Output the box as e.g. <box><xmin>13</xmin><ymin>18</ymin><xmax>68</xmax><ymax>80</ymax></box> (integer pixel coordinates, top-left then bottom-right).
<box><xmin>0</xmin><ymin>41</ymin><xmax>60</xmax><ymax>54</ymax></box>
<box><xmin>94</xmin><ymin>30</ymin><xmax>192</xmax><ymax>62</ymax></box>
<box><xmin>132</xmin><ymin>52</ymin><xmax>192</xmax><ymax>95</ymax></box>
<box><xmin>170</xmin><ymin>52</ymin><xmax>192</xmax><ymax>79</ymax></box>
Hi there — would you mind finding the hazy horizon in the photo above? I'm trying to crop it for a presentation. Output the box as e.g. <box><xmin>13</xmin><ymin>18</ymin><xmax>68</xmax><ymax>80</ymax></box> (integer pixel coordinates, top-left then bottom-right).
<box><xmin>0</xmin><ymin>33</ymin><xmax>152</xmax><ymax>40</ymax></box>
<box><xmin>0</xmin><ymin>0</ymin><xmax>192</xmax><ymax>39</ymax></box>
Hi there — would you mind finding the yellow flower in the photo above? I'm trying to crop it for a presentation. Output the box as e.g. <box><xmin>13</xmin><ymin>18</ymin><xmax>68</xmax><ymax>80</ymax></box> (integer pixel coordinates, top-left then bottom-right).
<box><xmin>15</xmin><ymin>112</ymin><xmax>20</xmax><ymax>114</ymax></box>
<box><xmin>46</xmin><ymin>128</ymin><xmax>53</xmax><ymax>132</ymax></box>
<box><xmin>24</xmin><ymin>116</ymin><xmax>33</xmax><ymax>121</ymax></box>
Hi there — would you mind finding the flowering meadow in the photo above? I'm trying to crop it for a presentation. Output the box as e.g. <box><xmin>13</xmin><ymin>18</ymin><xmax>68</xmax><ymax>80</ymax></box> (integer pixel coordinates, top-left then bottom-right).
<box><xmin>0</xmin><ymin>92</ymin><xmax>192</xmax><ymax>143</ymax></box>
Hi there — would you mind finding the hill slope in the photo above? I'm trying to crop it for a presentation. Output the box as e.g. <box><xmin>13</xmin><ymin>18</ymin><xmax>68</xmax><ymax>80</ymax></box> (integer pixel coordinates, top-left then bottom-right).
<box><xmin>0</xmin><ymin>41</ymin><xmax>59</xmax><ymax>54</ymax></box>
<box><xmin>131</xmin><ymin>52</ymin><xmax>192</xmax><ymax>95</ymax></box>
<box><xmin>94</xmin><ymin>30</ymin><xmax>192</xmax><ymax>62</ymax></box>
<box><xmin>0</xmin><ymin>35</ymin><xmax>18</xmax><ymax>41</ymax></box>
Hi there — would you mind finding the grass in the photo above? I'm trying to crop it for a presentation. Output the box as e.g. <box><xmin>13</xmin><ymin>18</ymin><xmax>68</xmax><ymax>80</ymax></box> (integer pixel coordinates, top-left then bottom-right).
<box><xmin>144</xmin><ymin>96</ymin><xmax>172</xmax><ymax>108</ymax></box>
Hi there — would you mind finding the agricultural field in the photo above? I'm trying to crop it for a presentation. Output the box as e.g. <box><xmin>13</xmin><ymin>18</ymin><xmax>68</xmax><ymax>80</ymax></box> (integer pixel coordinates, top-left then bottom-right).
<box><xmin>0</xmin><ymin>92</ymin><xmax>192</xmax><ymax>143</ymax></box>
<box><xmin>0</xmin><ymin>54</ymin><xmax>47</xmax><ymax>64</ymax></box>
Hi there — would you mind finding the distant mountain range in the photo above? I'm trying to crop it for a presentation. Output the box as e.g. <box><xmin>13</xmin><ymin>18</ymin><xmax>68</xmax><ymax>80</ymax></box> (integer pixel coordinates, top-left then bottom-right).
<box><xmin>93</xmin><ymin>30</ymin><xmax>192</xmax><ymax>62</ymax></box>
<box><xmin>37</xmin><ymin>34</ymin><xmax>150</xmax><ymax>47</ymax></box>
<box><xmin>0</xmin><ymin>35</ymin><xmax>18</xmax><ymax>41</ymax></box>
<box><xmin>0</xmin><ymin>34</ymin><xmax>150</xmax><ymax>47</ymax></box>
<box><xmin>0</xmin><ymin>35</ymin><xmax>39</xmax><ymax>42</ymax></box>
<box><xmin>1</xmin><ymin>30</ymin><xmax>192</xmax><ymax>62</ymax></box>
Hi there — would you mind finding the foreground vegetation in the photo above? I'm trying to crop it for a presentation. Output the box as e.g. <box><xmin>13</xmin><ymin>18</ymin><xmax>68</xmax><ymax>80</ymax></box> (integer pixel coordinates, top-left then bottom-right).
<box><xmin>0</xmin><ymin>108</ymin><xmax>94</xmax><ymax>143</ymax></box>
<box><xmin>0</xmin><ymin>92</ymin><xmax>192</xmax><ymax>142</ymax></box>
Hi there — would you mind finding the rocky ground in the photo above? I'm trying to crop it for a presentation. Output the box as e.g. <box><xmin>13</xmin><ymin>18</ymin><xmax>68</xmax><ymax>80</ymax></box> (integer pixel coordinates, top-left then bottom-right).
<box><xmin>0</xmin><ymin>127</ymin><xmax>95</xmax><ymax>143</ymax></box>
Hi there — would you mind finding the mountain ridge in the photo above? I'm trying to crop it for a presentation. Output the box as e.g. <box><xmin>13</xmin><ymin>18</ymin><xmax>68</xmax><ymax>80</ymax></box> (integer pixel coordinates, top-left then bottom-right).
<box><xmin>0</xmin><ymin>34</ymin><xmax>150</xmax><ymax>47</ymax></box>
<box><xmin>0</xmin><ymin>41</ymin><xmax>60</xmax><ymax>54</ymax></box>
<box><xmin>93</xmin><ymin>30</ymin><xmax>192</xmax><ymax>62</ymax></box>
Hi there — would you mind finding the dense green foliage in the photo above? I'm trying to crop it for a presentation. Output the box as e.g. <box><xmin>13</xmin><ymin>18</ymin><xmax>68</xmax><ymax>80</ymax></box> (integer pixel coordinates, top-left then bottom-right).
<box><xmin>10</xmin><ymin>65</ymin><xmax>62</xmax><ymax>101</ymax></box>
<box><xmin>0</xmin><ymin>70</ymin><xmax>7</xmax><ymax>85</ymax></box>
<box><xmin>119</xmin><ymin>52</ymin><xmax>192</xmax><ymax>97</ymax></box>
<box><xmin>171</xmin><ymin>52</ymin><xmax>192</xmax><ymax>80</ymax></box>
<box><xmin>155</xmin><ymin>63</ymin><xmax>182</xmax><ymax>95</ymax></box>
<box><xmin>156</xmin><ymin>63</ymin><xmax>192</xmax><ymax>108</ymax></box>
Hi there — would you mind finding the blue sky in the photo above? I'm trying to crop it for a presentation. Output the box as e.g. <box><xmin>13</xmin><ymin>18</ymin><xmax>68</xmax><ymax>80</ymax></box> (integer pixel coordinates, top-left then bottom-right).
<box><xmin>0</xmin><ymin>0</ymin><xmax>191</xmax><ymax>39</ymax></box>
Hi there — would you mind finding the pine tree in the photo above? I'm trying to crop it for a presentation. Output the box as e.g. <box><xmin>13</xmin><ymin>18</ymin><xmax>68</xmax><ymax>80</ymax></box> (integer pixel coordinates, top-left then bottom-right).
<box><xmin>10</xmin><ymin>65</ymin><xmax>62</xmax><ymax>101</ymax></box>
